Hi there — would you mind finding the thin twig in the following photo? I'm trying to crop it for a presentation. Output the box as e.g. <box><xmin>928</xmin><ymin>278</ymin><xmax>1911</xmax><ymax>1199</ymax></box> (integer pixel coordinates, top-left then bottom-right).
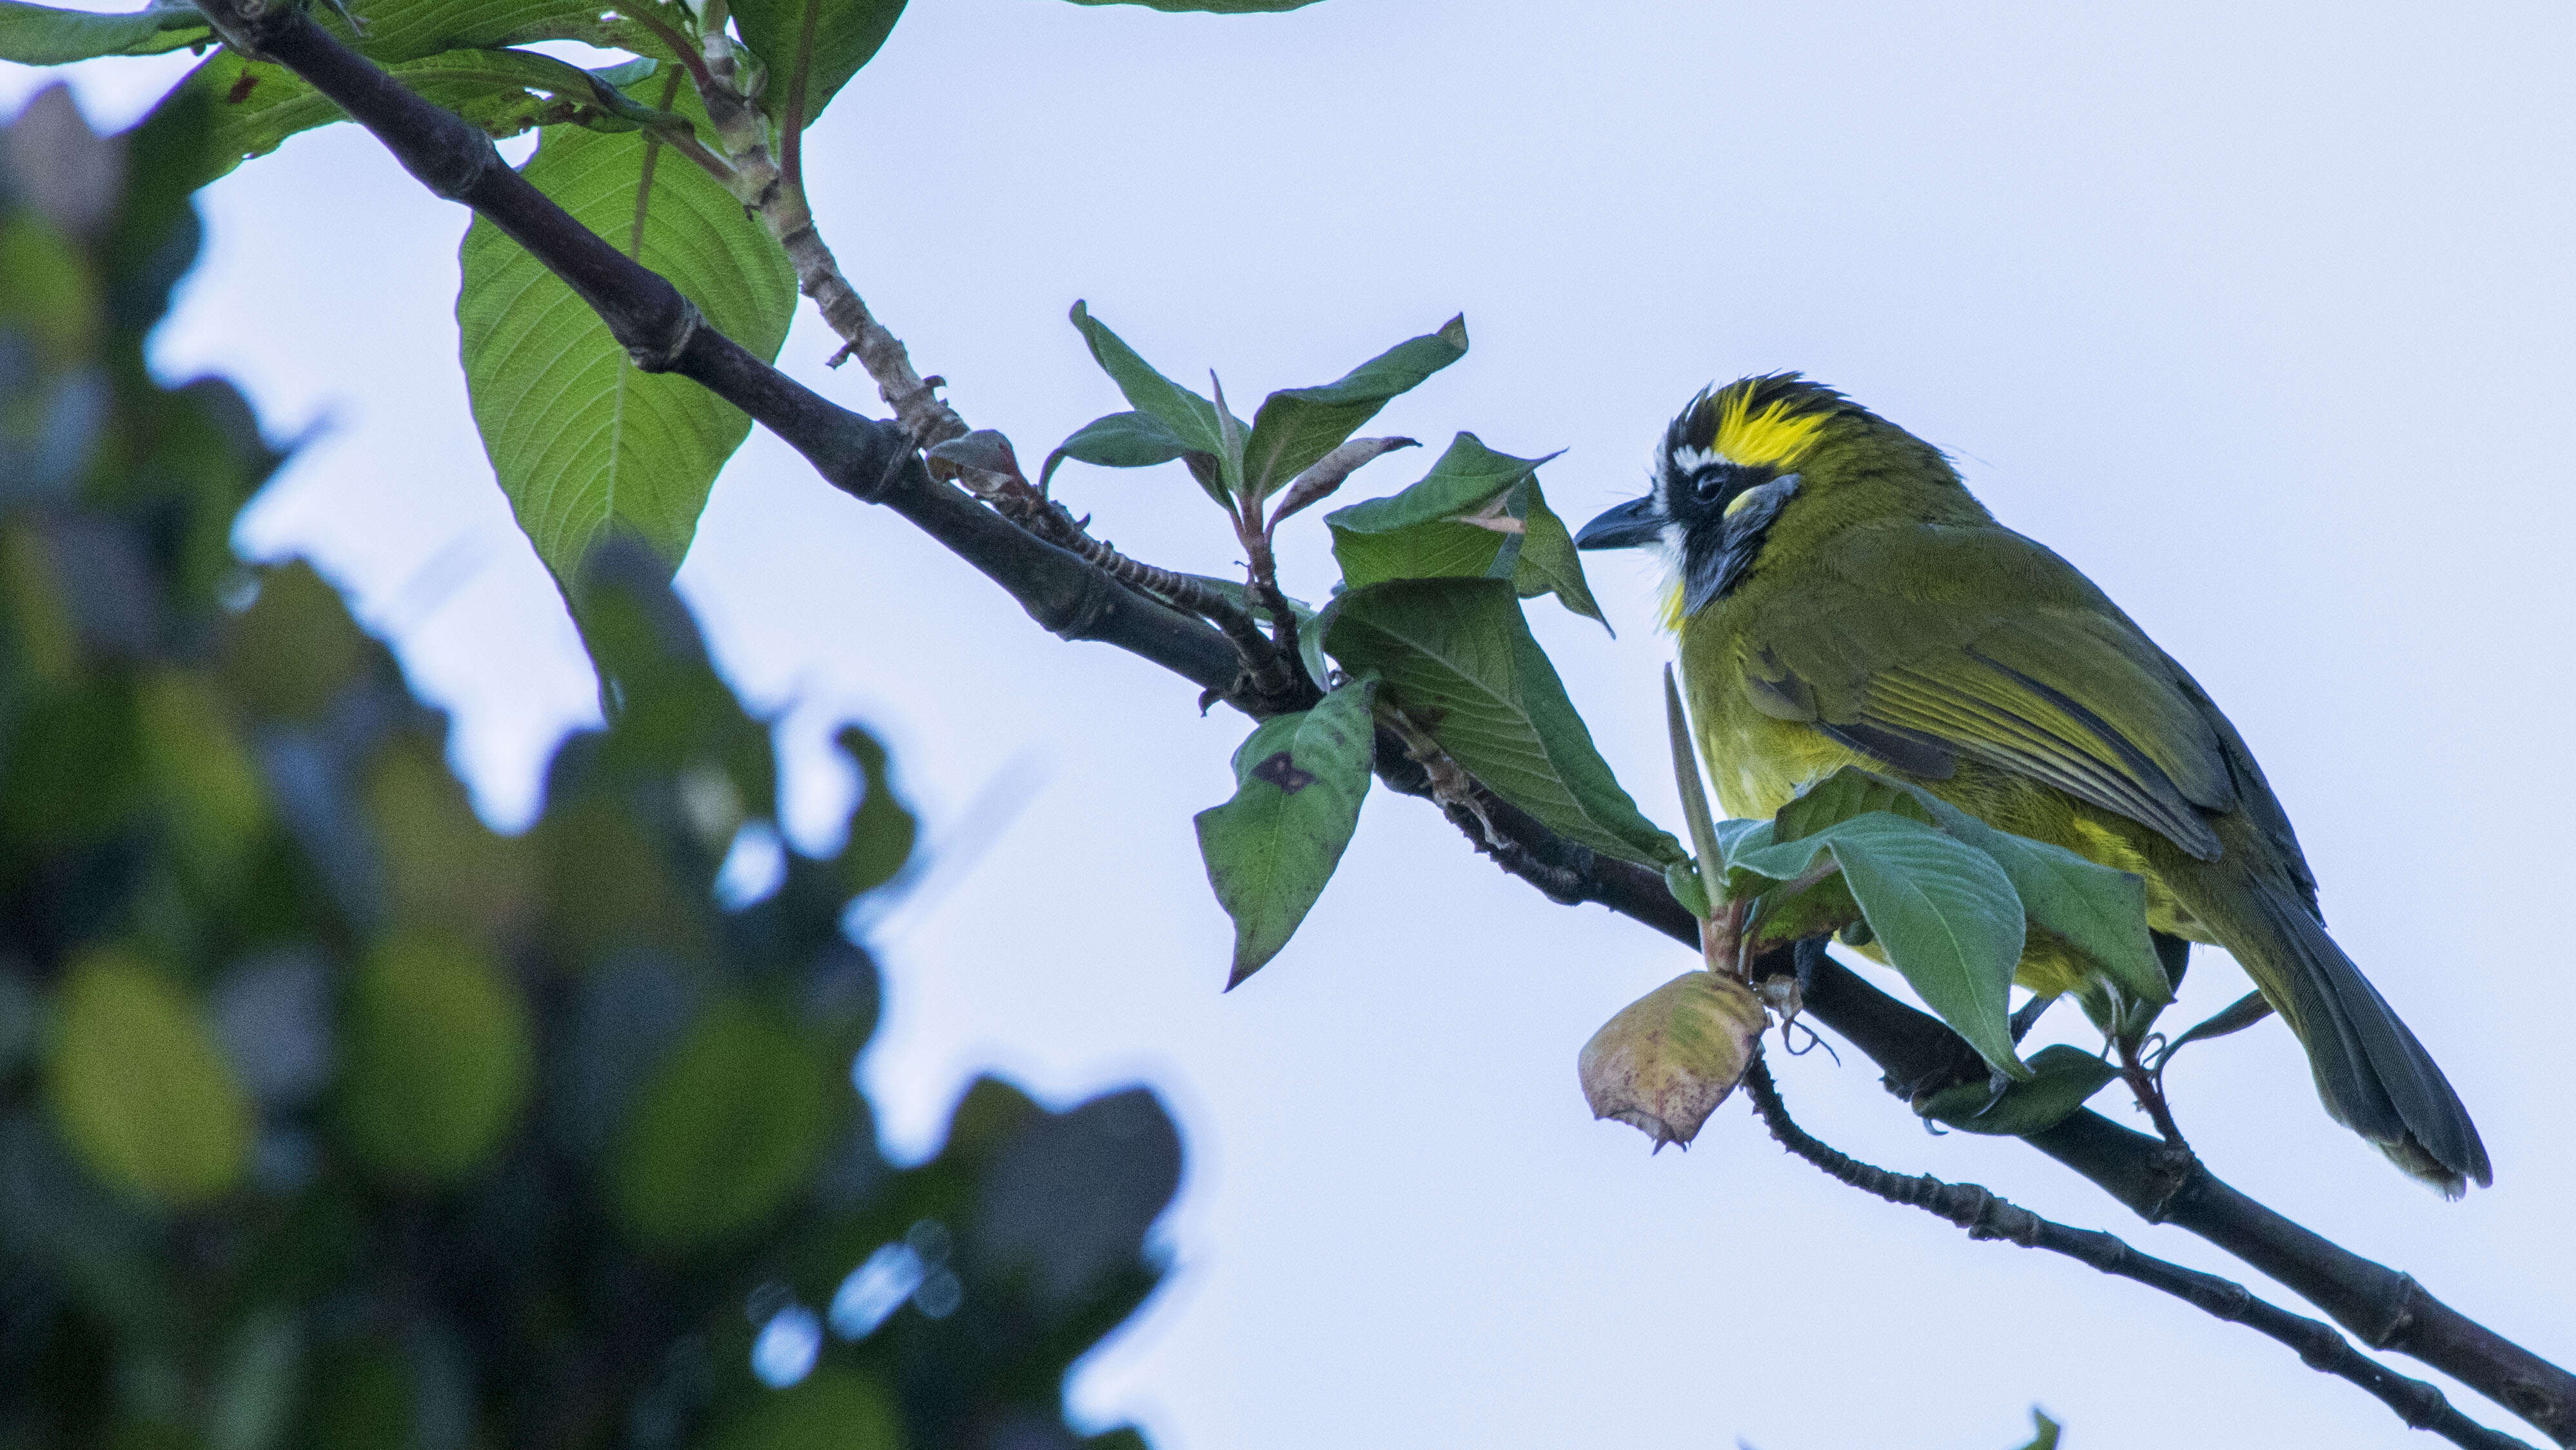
<box><xmin>1738</xmin><ymin>1058</ymin><xmax>2531</xmax><ymax>1450</ymax></box>
<box><xmin>1012</xmin><ymin>497</ymin><xmax>1295</xmax><ymax>703</ymax></box>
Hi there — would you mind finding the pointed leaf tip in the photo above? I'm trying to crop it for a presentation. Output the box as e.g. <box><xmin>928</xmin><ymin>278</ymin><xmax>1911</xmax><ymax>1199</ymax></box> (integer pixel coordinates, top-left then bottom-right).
<box><xmin>1197</xmin><ymin>678</ymin><xmax>1379</xmax><ymax>986</ymax></box>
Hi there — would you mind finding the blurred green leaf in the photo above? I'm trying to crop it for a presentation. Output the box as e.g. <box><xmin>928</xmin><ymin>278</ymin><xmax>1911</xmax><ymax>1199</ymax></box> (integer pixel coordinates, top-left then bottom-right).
<box><xmin>1916</xmin><ymin>1045</ymin><xmax>2118</xmax><ymax>1136</ymax></box>
<box><xmin>703</xmin><ymin>1367</ymin><xmax>903</xmax><ymax>1450</ymax></box>
<box><xmin>294</xmin><ymin>1336</ymin><xmax>413</xmax><ymax>1449</ymax></box>
<box><xmin>1193</xmin><ymin>675</ymin><xmax>1375</xmax><ymax>987</ymax></box>
<box><xmin>731</xmin><ymin>0</ymin><xmax>907</xmax><ymax>127</ymax></box>
<box><xmin>46</xmin><ymin>947</ymin><xmax>253</xmax><ymax>1207</ymax></box>
<box><xmin>1320</xmin><ymin>577</ymin><xmax>1679</xmax><ymax>865</ymax></box>
<box><xmin>221</xmin><ymin>562</ymin><xmax>372</xmax><ymax>723</ymax></box>
<box><xmin>839</xmin><ymin>726</ymin><xmax>916</xmax><ymax>895</ymax></box>
<box><xmin>367</xmin><ymin>733</ymin><xmax>529</xmax><ymax>939</ymax></box>
<box><xmin>2015</xmin><ymin>1409</ymin><xmax>2063</xmax><ymax>1450</ymax></box>
<box><xmin>1240</xmin><ymin>316</ymin><xmax>1464</xmax><ymax>501</ymax></box>
<box><xmin>137</xmin><ymin>667</ymin><xmax>268</xmax><ymax>894</ymax></box>
<box><xmin>337</xmin><ymin>934</ymin><xmax>535</xmax><ymax>1185</ymax></box>
<box><xmin>1065</xmin><ymin>301</ymin><xmax>1238</xmax><ymax>506</ymax></box>
<box><xmin>0</xmin><ymin>212</ymin><xmax>99</xmax><ymax>362</ymax></box>
<box><xmin>614</xmin><ymin>997</ymin><xmax>836</xmax><ymax>1250</ymax></box>
<box><xmin>1039</xmin><ymin>410</ymin><xmax>1193</xmax><ymax>492</ymax></box>
<box><xmin>0</xmin><ymin>0</ymin><xmax>206</xmax><ymax>63</ymax></box>
<box><xmin>1736</xmin><ymin>812</ymin><xmax>2029</xmax><ymax>1078</ymax></box>
<box><xmin>969</xmin><ymin>1086</ymin><xmax>1182</xmax><ymax>1318</ymax></box>
<box><xmin>208</xmin><ymin>1306</ymin><xmax>300</xmax><ymax>1450</ymax></box>
<box><xmin>459</xmin><ymin>95</ymin><xmax>797</xmax><ymax>586</ymax></box>
<box><xmin>1</xmin><ymin>668</ymin><xmax>151</xmax><ymax>848</ymax></box>
<box><xmin>0</xmin><ymin>522</ymin><xmax>81</xmax><ymax>688</ymax></box>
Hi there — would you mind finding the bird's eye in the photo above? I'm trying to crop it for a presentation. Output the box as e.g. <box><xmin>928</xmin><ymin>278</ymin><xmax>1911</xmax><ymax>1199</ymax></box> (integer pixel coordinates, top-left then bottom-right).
<box><xmin>1692</xmin><ymin>466</ymin><xmax>1731</xmax><ymax>501</ymax></box>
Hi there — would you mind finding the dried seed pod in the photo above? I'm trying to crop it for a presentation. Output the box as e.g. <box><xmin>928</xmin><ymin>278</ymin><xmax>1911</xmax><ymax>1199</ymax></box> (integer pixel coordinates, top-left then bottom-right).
<box><xmin>1578</xmin><ymin>970</ymin><xmax>1766</xmax><ymax>1151</ymax></box>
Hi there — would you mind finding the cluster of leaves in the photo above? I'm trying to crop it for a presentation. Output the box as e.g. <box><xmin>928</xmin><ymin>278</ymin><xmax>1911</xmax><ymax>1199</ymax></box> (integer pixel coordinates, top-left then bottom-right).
<box><xmin>0</xmin><ymin>92</ymin><xmax>1181</xmax><ymax>1450</ymax></box>
<box><xmin>1043</xmin><ymin>307</ymin><xmax>1678</xmax><ymax>984</ymax></box>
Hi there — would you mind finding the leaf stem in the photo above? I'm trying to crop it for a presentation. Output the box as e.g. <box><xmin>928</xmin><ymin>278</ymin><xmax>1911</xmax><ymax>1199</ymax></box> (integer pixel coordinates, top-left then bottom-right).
<box><xmin>779</xmin><ymin>0</ymin><xmax>819</xmax><ymax>192</ymax></box>
<box><xmin>616</xmin><ymin>2</ymin><xmax>714</xmax><ymax>91</ymax></box>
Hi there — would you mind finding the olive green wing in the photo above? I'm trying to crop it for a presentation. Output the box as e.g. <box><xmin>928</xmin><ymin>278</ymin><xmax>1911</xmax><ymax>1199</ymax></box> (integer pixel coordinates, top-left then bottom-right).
<box><xmin>1738</xmin><ymin>522</ymin><xmax>2236</xmax><ymax>860</ymax></box>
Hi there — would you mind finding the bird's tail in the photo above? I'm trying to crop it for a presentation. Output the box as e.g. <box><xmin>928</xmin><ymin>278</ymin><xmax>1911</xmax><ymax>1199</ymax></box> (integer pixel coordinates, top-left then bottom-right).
<box><xmin>2221</xmin><ymin>879</ymin><xmax>2490</xmax><ymax>1195</ymax></box>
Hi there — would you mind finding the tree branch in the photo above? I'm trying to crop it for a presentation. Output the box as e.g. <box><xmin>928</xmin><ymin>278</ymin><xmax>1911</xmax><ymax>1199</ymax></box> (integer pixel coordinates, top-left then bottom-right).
<box><xmin>1738</xmin><ymin>1059</ymin><xmax>2533</xmax><ymax>1450</ymax></box>
<box><xmin>170</xmin><ymin>5</ymin><xmax>2575</xmax><ymax>1441</ymax></box>
<box><xmin>1431</xmin><ymin>795</ymin><xmax>2576</xmax><ymax>1444</ymax></box>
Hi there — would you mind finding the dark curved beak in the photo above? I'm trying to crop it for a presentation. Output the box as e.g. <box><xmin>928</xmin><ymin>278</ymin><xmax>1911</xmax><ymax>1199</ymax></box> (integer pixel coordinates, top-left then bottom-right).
<box><xmin>1575</xmin><ymin>495</ymin><xmax>1663</xmax><ymax>551</ymax></box>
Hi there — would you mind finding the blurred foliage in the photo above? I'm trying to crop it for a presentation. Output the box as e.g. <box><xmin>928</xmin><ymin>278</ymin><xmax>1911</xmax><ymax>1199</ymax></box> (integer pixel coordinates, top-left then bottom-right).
<box><xmin>0</xmin><ymin>87</ymin><xmax>1181</xmax><ymax>1450</ymax></box>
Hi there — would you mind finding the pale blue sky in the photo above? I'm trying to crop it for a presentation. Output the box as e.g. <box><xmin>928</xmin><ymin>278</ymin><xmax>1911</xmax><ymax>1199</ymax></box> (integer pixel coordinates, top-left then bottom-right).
<box><xmin>10</xmin><ymin>3</ymin><xmax>2574</xmax><ymax>1445</ymax></box>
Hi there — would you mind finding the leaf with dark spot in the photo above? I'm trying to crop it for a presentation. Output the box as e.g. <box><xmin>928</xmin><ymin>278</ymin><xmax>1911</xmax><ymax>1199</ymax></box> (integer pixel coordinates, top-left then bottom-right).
<box><xmin>1194</xmin><ymin>677</ymin><xmax>1377</xmax><ymax>986</ymax></box>
<box><xmin>1250</xmin><ymin>751</ymin><xmax>1316</xmax><ymax>794</ymax></box>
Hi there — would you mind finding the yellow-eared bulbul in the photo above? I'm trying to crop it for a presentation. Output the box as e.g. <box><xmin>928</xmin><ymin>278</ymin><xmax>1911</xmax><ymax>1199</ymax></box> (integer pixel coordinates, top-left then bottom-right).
<box><xmin>1577</xmin><ymin>375</ymin><xmax>2490</xmax><ymax>1194</ymax></box>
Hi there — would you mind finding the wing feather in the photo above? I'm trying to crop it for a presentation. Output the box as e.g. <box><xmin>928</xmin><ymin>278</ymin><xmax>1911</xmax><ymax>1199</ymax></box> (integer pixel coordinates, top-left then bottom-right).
<box><xmin>1741</xmin><ymin>522</ymin><xmax>2234</xmax><ymax>861</ymax></box>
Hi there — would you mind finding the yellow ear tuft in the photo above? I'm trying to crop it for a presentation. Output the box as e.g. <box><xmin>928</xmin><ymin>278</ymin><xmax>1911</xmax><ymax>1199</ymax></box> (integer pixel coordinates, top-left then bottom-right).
<box><xmin>1711</xmin><ymin>382</ymin><xmax>1830</xmax><ymax>470</ymax></box>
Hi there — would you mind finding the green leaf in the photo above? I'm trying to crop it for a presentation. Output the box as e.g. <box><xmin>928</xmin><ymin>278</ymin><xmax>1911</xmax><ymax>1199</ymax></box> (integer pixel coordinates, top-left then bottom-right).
<box><xmin>0</xmin><ymin>0</ymin><xmax>206</xmax><ymax>63</ymax></box>
<box><xmin>367</xmin><ymin>732</ymin><xmax>531</xmax><ymax>938</ymax></box>
<box><xmin>1771</xmin><ymin>766</ymin><xmax>1936</xmax><ymax>841</ymax></box>
<box><xmin>1511</xmin><ymin>485</ymin><xmax>1608</xmax><ymax>629</ymax></box>
<box><xmin>1241</xmin><ymin>315</ymin><xmax>1465</xmax><ymax>500</ymax></box>
<box><xmin>1325</xmin><ymin>433</ymin><xmax>1558</xmax><ymax>589</ymax></box>
<box><xmin>702</xmin><ymin>1368</ymin><xmax>903</xmax><ymax>1450</ymax></box>
<box><xmin>613</xmin><ymin>997</ymin><xmax>836</xmax><ymax>1249</ymax></box>
<box><xmin>1736</xmin><ymin>811</ymin><xmax>2029</xmax><ymax>1077</ymax></box>
<box><xmin>1066</xmin><ymin>301</ymin><xmax>1240</xmax><ymax>506</ymax></box>
<box><xmin>1194</xmin><ymin>675</ymin><xmax>1377</xmax><ymax>986</ymax></box>
<box><xmin>838</xmin><ymin>725</ymin><xmax>916</xmax><ymax>895</ymax></box>
<box><xmin>1321</xmin><ymin>577</ymin><xmax>1680</xmax><ymax>865</ymax></box>
<box><xmin>2150</xmin><ymin>989</ymin><xmax>2273</xmax><ymax>1070</ymax></box>
<box><xmin>1326</xmin><ymin>431</ymin><xmax>1553</xmax><ymax>533</ymax></box>
<box><xmin>1662</xmin><ymin>860</ymin><xmax>1710</xmax><ymax>920</ymax></box>
<box><xmin>1908</xmin><ymin>793</ymin><xmax>2170</xmax><ymax>1014</ymax></box>
<box><xmin>185</xmin><ymin>50</ymin><xmax>667</xmax><ymax>184</ymax></box>
<box><xmin>1783</xmin><ymin>767</ymin><xmax>2168</xmax><ymax>1015</ymax></box>
<box><xmin>1662</xmin><ymin>667</ymin><xmax>1720</xmax><ymax>919</ymax></box>
<box><xmin>336</xmin><ymin>934</ymin><xmax>536</xmax><ymax>1185</ymax></box>
<box><xmin>133</xmin><ymin>0</ymin><xmax>680</xmax><ymax>185</ymax></box>
<box><xmin>1040</xmin><ymin>410</ymin><xmax>1192</xmax><ymax>491</ymax></box>
<box><xmin>2014</xmin><ymin>1410</ymin><xmax>2063</xmax><ymax>1450</ymax></box>
<box><xmin>459</xmin><ymin>103</ymin><xmax>798</xmax><ymax>586</ymax></box>
<box><xmin>1915</xmin><ymin>1044</ymin><xmax>2118</xmax><ymax>1135</ymax></box>
<box><xmin>45</xmin><ymin>947</ymin><xmax>252</xmax><ymax>1208</ymax></box>
<box><xmin>730</xmin><ymin>0</ymin><xmax>907</xmax><ymax>128</ymax></box>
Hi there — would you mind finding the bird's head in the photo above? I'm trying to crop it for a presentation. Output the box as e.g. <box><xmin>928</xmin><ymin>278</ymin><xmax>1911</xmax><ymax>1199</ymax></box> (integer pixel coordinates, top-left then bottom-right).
<box><xmin>1577</xmin><ymin>373</ymin><xmax>1935</xmax><ymax>625</ymax></box>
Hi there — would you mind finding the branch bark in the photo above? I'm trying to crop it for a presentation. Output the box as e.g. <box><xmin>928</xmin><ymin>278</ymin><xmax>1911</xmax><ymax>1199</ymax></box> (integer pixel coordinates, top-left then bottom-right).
<box><xmin>170</xmin><ymin>5</ymin><xmax>2576</xmax><ymax>1441</ymax></box>
<box><xmin>1739</xmin><ymin>1060</ymin><xmax>2533</xmax><ymax>1450</ymax></box>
